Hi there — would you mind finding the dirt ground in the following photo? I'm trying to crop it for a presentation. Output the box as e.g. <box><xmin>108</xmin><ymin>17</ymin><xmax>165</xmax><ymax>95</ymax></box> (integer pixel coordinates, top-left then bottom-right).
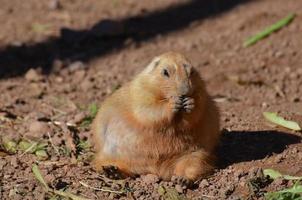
<box><xmin>0</xmin><ymin>0</ymin><xmax>302</xmax><ymax>199</ymax></box>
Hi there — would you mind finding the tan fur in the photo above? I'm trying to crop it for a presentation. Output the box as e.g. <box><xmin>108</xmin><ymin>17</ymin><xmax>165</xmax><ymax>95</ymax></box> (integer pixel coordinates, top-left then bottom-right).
<box><xmin>91</xmin><ymin>52</ymin><xmax>220</xmax><ymax>181</ymax></box>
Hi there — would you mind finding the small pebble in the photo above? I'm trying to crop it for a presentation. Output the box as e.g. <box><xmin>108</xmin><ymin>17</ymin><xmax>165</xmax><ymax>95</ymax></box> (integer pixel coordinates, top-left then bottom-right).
<box><xmin>141</xmin><ymin>174</ymin><xmax>159</xmax><ymax>184</ymax></box>
<box><xmin>25</xmin><ymin>68</ymin><xmax>42</xmax><ymax>82</ymax></box>
<box><xmin>27</xmin><ymin>121</ymin><xmax>50</xmax><ymax>138</ymax></box>
<box><xmin>223</xmin><ymin>185</ymin><xmax>235</xmax><ymax>196</ymax></box>
<box><xmin>74</xmin><ymin>70</ymin><xmax>86</xmax><ymax>81</ymax></box>
<box><xmin>274</xmin><ymin>51</ymin><xmax>284</xmax><ymax>58</ymax></box>
<box><xmin>134</xmin><ymin>189</ymin><xmax>144</xmax><ymax>197</ymax></box>
<box><xmin>0</xmin><ymin>160</ymin><xmax>7</xmax><ymax>170</ymax></box>
<box><xmin>68</xmin><ymin>61</ymin><xmax>86</xmax><ymax>72</ymax></box>
<box><xmin>175</xmin><ymin>184</ymin><xmax>184</xmax><ymax>193</ymax></box>
<box><xmin>199</xmin><ymin>179</ymin><xmax>209</xmax><ymax>188</ymax></box>
<box><xmin>10</xmin><ymin>157</ymin><xmax>19</xmax><ymax>168</ymax></box>
<box><xmin>274</xmin><ymin>154</ymin><xmax>283</xmax><ymax>163</ymax></box>
<box><xmin>273</xmin><ymin>178</ymin><xmax>287</xmax><ymax>186</ymax></box>
<box><xmin>80</xmin><ymin>79</ymin><xmax>92</xmax><ymax>91</ymax></box>
<box><xmin>73</xmin><ymin>112</ymin><xmax>86</xmax><ymax>124</ymax></box>
<box><xmin>48</xmin><ymin>0</ymin><xmax>61</xmax><ymax>10</ymax></box>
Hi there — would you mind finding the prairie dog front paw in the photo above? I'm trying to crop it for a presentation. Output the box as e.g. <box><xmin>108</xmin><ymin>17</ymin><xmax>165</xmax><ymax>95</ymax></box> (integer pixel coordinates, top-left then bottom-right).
<box><xmin>171</xmin><ymin>96</ymin><xmax>183</xmax><ymax>113</ymax></box>
<box><xmin>182</xmin><ymin>97</ymin><xmax>194</xmax><ymax>113</ymax></box>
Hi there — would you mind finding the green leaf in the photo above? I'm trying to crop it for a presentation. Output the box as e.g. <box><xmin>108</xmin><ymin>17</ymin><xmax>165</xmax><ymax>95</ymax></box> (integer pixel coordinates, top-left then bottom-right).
<box><xmin>158</xmin><ymin>186</ymin><xmax>166</xmax><ymax>195</ymax></box>
<box><xmin>283</xmin><ymin>175</ymin><xmax>302</xmax><ymax>181</ymax></box>
<box><xmin>158</xmin><ymin>186</ymin><xmax>186</xmax><ymax>200</ymax></box>
<box><xmin>88</xmin><ymin>103</ymin><xmax>98</xmax><ymax>118</ymax></box>
<box><xmin>279</xmin><ymin>183</ymin><xmax>302</xmax><ymax>194</ymax></box>
<box><xmin>18</xmin><ymin>140</ymin><xmax>48</xmax><ymax>155</ymax></box>
<box><xmin>32</xmin><ymin>164</ymin><xmax>50</xmax><ymax>191</ymax></box>
<box><xmin>244</xmin><ymin>13</ymin><xmax>296</xmax><ymax>47</ymax></box>
<box><xmin>3</xmin><ymin>139</ymin><xmax>17</xmax><ymax>154</ymax></box>
<box><xmin>264</xmin><ymin>169</ymin><xmax>283</xmax><ymax>179</ymax></box>
<box><xmin>36</xmin><ymin>142</ymin><xmax>48</xmax><ymax>151</ymax></box>
<box><xmin>264</xmin><ymin>169</ymin><xmax>302</xmax><ymax>180</ymax></box>
<box><xmin>35</xmin><ymin>150</ymin><xmax>48</xmax><ymax>159</ymax></box>
<box><xmin>164</xmin><ymin>188</ymin><xmax>185</xmax><ymax>200</ymax></box>
<box><xmin>18</xmin><ymin>140</ymin><xmax>34</xmax><ymax>151</ymax></box>
<box><xmin>265</xmin><ymin>192</ymin><xmax>302</xmax><ymax>200</ymax></box>
<box><xmin>77</xmin><ymin>140</ymin><xmax>91</xmax><ymax>151</ymax></box>
<box><xmin>265</xmin><ymin>182</ymin><xmax>302</xmax><ymax>200</ymax></box>
<box><xmin>263</xmin><ymin>112</ymin><xmax>301</xmax><ymax>131</ymax></box>
<box><xmin>80</xmin><ymin>103</ymin><xmax>99</xmax><ymax>127</ymax></box>
<box><xmin>31</xmin><ymin>23</ymin><xmax>51</xmax><ymax>33</ymax></box>
<box><xmin>32</xmin><ymin>164</ymin><xmax>91</xmax><ymax>200</ymax></box>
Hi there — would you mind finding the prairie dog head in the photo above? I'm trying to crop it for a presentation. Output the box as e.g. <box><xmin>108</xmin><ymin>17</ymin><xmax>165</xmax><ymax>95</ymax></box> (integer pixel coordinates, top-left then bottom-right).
<box><xmin>142</xmin><ymin>52</ymin><xmax>200</xmax><ymax>99</ymax></box>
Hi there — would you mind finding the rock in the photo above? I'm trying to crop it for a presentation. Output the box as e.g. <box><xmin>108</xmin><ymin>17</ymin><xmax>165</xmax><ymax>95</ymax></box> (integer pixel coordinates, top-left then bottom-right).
<box><xmin>108</xmin><ymin>193</ymin><xmax>118</xmax><ymax>199</ymax></box>
<box><xmin>298</xmin><ymin>152</ymin><xmax>302</xmax><ymax>160</ymax></box>
<box><xmin>133</xmin><ymin>189</ymin><xmax>144</xmax><ymax>198</ymax></box>
<box><xmin>68</xmin><ymin>61</ymin><xmax>86</xmax><ymax>72</ymax></box>
<box><xmin>227</xmin><ymin>195</ymin><xmax>242</xmax><ymax>200</ymax></box>
<box><xmin>48</xmin><ymin>0</ymin><xmax>61</xmax><ymax>10</ymax></box>
<box><xmin>73</xmin><ymin>112</ymin><xmax>86</xmax><ymax>124</ymax></box>
<box><xmin>199</xmin><ymin>179</ymin><xmax>210</xmax><ymax>188</ymax></box>
<box><xmin>73</xmin><ymin>70</ymin><xmax>86</xmax><ymax>81</ymax></box>
<box><xmin>248</xmin><ymin>167</ymin><xmax>263</xmax><ymax>178</ymax></box>
<box><xmin>29</xmin><ymin>83</ymin><xmax>44</xmax><ymax>98</ymax></box>
<box><xmin>52</xmin><ymin>59</ymin><xmax>64</xmax><ymax>73</ymax></box>
<box><xmin>25</xmin><ymin>68</ymin><xmax>42</xmax><ymax>82</ymax></box>
<box><xmin>55</xmin><ymin>76</ymin><xmax>64</xmax><ymax>83</ymax></box>
<box><xmin>25</xmin><ymin>112</ymin><xmax>48</xmax><ymax>121</ymax></box>
<box><xmin>175</xmin><ymin>184</ymin><xmax>184</xmax><ymax>193</ymax></box>
<box><xmin>274</xmin><ymin>154</ymin><xmax>284</xmax><ymax>163</ymax></box>
<box><xmin>273</xmin><ymin>178</ymin><xmax>287</xmax><ymax>186</ymax></box>
<box><xmin>10</xmin><ymin>157</ymin><xmax>19</xmax><ymax>168</ymax></box>
<box><xmin>80</xmin><ymin>79</ymin><xmax>92</xmax><ymax>91</ymax></box>
<box><xmin>0</xmin><ymin>159</ymin><xmax>7</xmax><ymax>170</ymax></box>
<box><xmin>291</xmin><ymin>147</ymin><xmax>299</xmax><ymax>154</ymax></box>
<box><xmin>234</xmin><ymin>169</ymin><xmax>247</xmax><ymax>182</ymax></box>
<box><xmin>111</xmin><ymin>183</ymin><xmax>122</xmax><ymax>191</ymax></box>
<box><xmin>27</xmin><ymin>121</ymin><xmax>50</xmax><ymax>138</ymax></box>
<box><xmin>274</xmin><ymin>51</ymin><xmax>284</xmax><ymax>58</ymax></box>
<box><xmin>239</xmin><ymin>180</ymin><xmax>246</xmax><ymax>187</ymax></box>
<box><xmin>141</xmin><ymin>174</ymin><xmax>159</xmax><ymax>184</ymax></box>
<box><xmin>44</xmin><ymin>174</ymin><xmax>55</xmax><ymax>183</ymax></box>
<box><xmin>223</xmin><ymin>185</ymin><xmax>235</xmax><ymax>197</ymax></box>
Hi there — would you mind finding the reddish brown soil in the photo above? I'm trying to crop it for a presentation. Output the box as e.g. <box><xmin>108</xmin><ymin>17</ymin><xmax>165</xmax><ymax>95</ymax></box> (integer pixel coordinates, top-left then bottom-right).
<box><xmin>0</xmin><ymin>0</ymin><xmax>302</xmax><ymax>199</ymax></box>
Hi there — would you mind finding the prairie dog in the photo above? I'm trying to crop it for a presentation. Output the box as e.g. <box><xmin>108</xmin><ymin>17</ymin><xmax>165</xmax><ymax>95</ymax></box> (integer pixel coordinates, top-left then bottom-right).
<box><xmin>92</xmin><ymin>52</ymin><xmax>220</xmax><ymax>182</ymax></box>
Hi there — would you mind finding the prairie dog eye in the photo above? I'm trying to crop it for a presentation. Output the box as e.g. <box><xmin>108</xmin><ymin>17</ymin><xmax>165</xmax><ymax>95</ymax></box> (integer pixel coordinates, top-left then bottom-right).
<box><xmin>162</xmin><ymin>68</ymin><xmax>170</xmax><ymax>78</ymax></box>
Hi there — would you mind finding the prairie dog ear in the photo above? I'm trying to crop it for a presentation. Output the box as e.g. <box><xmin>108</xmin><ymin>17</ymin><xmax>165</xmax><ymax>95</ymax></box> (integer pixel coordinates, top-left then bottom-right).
<box><xmin>143</xmin><ymin>56</ymin><xmax>161</xmax><ymax>74</ymax></box>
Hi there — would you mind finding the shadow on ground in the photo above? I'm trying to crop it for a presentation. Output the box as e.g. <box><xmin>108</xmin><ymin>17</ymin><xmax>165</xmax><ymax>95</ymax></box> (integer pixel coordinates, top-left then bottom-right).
<box><xmin>0</xmin><ymin>0</ymin><xmax>251</xmax><ymax>79</ymax></box>
<box><xmin>217</xmin><ymin>130</ymin><xmax>301</xmax><ymax>168</ymax></box>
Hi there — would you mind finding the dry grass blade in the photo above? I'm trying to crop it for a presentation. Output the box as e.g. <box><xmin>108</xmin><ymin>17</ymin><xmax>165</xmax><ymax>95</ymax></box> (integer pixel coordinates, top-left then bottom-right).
<box><xmin>263</xmin><ymin>112</ymin><xmax>301</xmax><ymax>131</ymax></box>
<box><xmin>79</xmin><ymin>181</ymin><xmax>125</xmax><ymax>194</ymax></box>
<box><xmin>53</xmin><ymin>190</ymin><xmax>91</xmax><ymax>200</ymax></box>
<box><xmin>32</xmin><ymin>164</ymin><xmax>50</xmax><ymax>191</ymax></box>
<box><xmin>47</xmin><ymin>132</ymin><xmax>60</xmax><ymax>155</ymax></box>
<box><xmin>32</xmin><ymin>164</ymin><xmax>91</xmax><ymax>200</ymax></box>
<box><xmin>244</xmin><ymin>13</ymin><xmax>296</xmax><ymax>47</ymax></box>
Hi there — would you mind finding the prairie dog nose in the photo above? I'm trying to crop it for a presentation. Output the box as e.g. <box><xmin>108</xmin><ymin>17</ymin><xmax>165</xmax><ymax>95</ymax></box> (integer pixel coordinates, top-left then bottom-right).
<box><xmin>179</xmin><ymin>83</ymin><xmax>191</xmax><ymax>96</ymax></box>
